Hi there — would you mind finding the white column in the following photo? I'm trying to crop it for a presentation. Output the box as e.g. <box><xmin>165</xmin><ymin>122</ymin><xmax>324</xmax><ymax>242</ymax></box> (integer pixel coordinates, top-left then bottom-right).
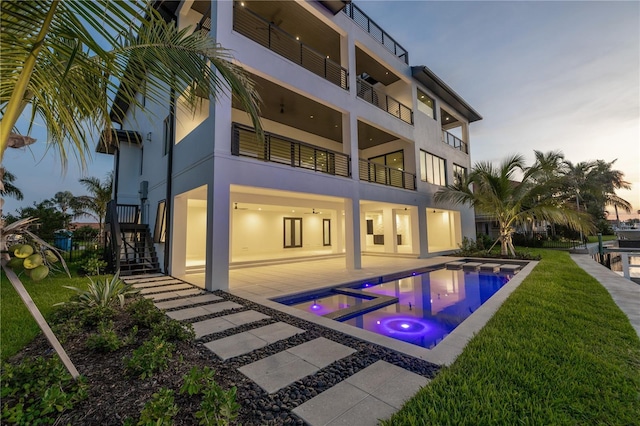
<box><xmin>171</xmin><ymin>195</ymin><xmax>188</xmax><ymax>276</ymax></box>
<box><xmin>418</xmin><ymin>206</ymin><xmax>429</xmax><ymax>257</ymax></box>
<box><xmin>206</xmin><ymin>175</ymin><xmax>231</xmax><ymax>291</ymax></box>
<box><xmin>383</xmin><ymin>207</ymin><xmax>397</xmax><ymax>253</ymax></box>
<box><xmin>344</xmin><ymin>198</ymin><xmax>361</xmax><ymax>270</ymax></box>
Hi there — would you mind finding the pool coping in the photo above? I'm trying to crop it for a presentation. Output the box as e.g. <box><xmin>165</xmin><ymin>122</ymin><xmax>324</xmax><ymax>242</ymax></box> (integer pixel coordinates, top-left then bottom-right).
<box><xmin>230</xmin><ymin>259</ymin><xmax>538</xmax><ymax>366</ymax></box>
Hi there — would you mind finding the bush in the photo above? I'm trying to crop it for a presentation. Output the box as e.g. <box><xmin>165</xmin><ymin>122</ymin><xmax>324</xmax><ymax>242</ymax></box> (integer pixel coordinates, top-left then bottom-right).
<box><xmin>124</xmin><ymin>336</ymin><xmax>174</xmax><ymax>379</ymax></box>
<box><xmin>179</xmin><ymin>366</ymin><xmax>240</xmax><ymax>426</ymax></box>
<box><xmin>127</xmin><ymin>298</ymin><xmax>164</xmax><ymax>328</ymax></box>
<box><xmin>61</xmin><ymin>273</ymin><xmax>138</xmax><ymax>310</ymax></box>
<box><xmin>72</xmin><ymin>226</ymin><xmax>99</xmax><ymax>241</ymax></box>
<box><xmin>84</xmin><ymin>321</ymin><xmax>136</xmax><ymax>353</ymax></box>
<box><xmin>1</xmin><ymin>357</ymin><xmax>87</xmax><ymax>425</ymax></box>
<box><xmin>152</xmin><ymin>319</ymin><xmax>195</xmax><ymax>342</ymax></box>
<box><xmin>77</xmin><ymin>255</ymin><xmax>107</xmax><ymax>276</ymax></box>
<box><xmin>137</xmin><ymin>388</ymin><xmax>178</xmax><ymax>426</ymax></box>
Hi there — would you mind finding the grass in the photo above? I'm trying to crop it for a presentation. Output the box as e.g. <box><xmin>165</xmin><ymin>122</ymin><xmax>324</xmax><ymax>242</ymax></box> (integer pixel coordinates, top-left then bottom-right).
<box><xmin>384</xmin><ymin>249</ymin><xmax>640</xmax><ymax>425</ymax></box>
<box><xmin>587</xmin><ymin>234</ymin><xmax>617</xmax><ymax>243</ymax></box>
<box><xmin>1</xmin><ymin>267</ymin><xmax>91</xmax><ymax>360</ymax></box>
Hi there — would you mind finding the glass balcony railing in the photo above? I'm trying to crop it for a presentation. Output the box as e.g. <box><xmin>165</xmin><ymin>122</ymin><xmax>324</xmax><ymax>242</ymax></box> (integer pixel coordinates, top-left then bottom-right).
<box><xmin>442</xmin><ymin>130</ymin><xmax>468</xmax><ymax>154</ymax></box>
<box><xmin>357</xmin><ymin>78</ymin><xmax>413</xmax><ymax>124</ymax></box>
<box><xmin>358</xmin><ymin>159</ymin><xmax>416</xmax><ymax>190</ymax></box>
<box><xmin>343</xmin><ymin>3</ymin><xmax>408</xmax><ymax>64</ymax></box>
<box><xmin>231</xmin><ymin>123</ymin><xmax>351</xmax><ymax>177</ymax></box>
<box><xmin>233</xmin><ymin>3</ymin><xmax>348</xmax><ymax>90</ymax></box>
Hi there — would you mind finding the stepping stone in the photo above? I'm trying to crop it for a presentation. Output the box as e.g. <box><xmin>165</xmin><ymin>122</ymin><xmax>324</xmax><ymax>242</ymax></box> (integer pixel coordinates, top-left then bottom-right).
<box><xmin>133</xmin><ymin>279</ymin><xmax>183</xmax><ymax>289</ymax></box>
<box><xmin>500</xmin><ymin>264</ymin><xmax>521</xmax><ymax>274</ymax></box>
<box><xmin>145</xmin><ymin>288</ymin><xmax>203</xmax><ymax>301</ymax></box>
<box><xmin>166</xmin><ymin>301</ymin><xmax>243</xmax><ymax>321</ymax></box>
<box><xmin>122</xmin><ymin>274</ymin><xmax>168</xmax><ymax>283</ymax></box>
<box><xmin>479</xmin><ymin>263</ymin><xmax>500</xmax><ymax>272</ymax></box>
<box><xmin>462</xmin><ymin>262</ymin><xmax>482</xmax><ymax>271</ymax></box>
<box><xmin>445</xmin><ymin>261</ymin><xmax>465</xmax><ymax>270</ymax></box>
<box><xmin>138</xmin><ymin>283</ymin><xmax>193</xmax><ymax>295</ymax></box>
<box><xmin>204</xmin><ymin>322</ymin><xmax>304</xmax><ymax>360</ymax></box>
<box><xmin>293</xmin><ymin>361</ymin><xmax>429</xmax><ymax>425</ymax></box>
<box><xmin>154</xmin><ymin>294</ymin><xmax>222</xmax><ymax>310</ymax></box>
<box><xmin>192</xmin><ymin>310</ymin><xmax>270</xmax><ymax>338</ymax></box>
<box><xmin>239</xmin><ymin>337</ymin><xmax>356</xmax><ymax>394</ymax></box>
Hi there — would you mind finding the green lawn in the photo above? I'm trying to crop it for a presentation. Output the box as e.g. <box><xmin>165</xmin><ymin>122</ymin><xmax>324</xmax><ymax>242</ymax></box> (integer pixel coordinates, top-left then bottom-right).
<box><xmin>587</xmin><ymin>234</ymin><xmax>617</xmax><ymax>243</ymax></box>
<box><xmin>1</xmin><ymin>268</ymin><xmax>91</xmax><ymax>360</ymax></box>
<box><xmin>384</xmin><ymin>249</ymin><xmax>640</xmax><ymax>425</ymax></box>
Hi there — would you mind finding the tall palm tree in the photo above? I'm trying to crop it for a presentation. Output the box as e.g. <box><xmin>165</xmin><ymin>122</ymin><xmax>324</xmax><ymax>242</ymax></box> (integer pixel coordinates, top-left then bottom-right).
<box><xmin>74</xmin><ymin>173</ymin><xmax>113</xmax><ymax>234</ymax></box>
<box><xmin>0</xmin><ymin>169</ymin><xmax>23</xmax><ymax>200</ymax></box>
<box><xmin>434</xmin><ymin>154</ymin><xmax>592</xmax><ymax>256</ymax></box>
<box><xmin>0</xmin><ymin>0</ymin><xmax>262</xmax><ymax>168</ymax></box>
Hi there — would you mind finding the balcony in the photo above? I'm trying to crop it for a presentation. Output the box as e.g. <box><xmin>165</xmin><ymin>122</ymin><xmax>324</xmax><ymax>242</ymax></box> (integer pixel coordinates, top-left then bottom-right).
<box><xmin>357</xmin><ymin>78</ymin><xmax>413</xmax><ymax>125</ymax></box>
<box><xmin>231</xmin><ymin>123</ymin><xmax>351</xmax><ymax>177</ymax></box>
<box><xmin>442</xmin><ymin>130</ymin><xmax>468</xmax><ymax>154</ymax></box>
<box><xmin>343</xmin><ymin>3</ymin><xmax>408</xmax><ymax>64</ymax></box>
<box><xmin>233</xmin><ymin>2</ymin><xmax>348</xmax><ymax>90</ymax></box>
<box><xmin>359</xmin><ymin>159</ymin><xmax>416</xmax><ymax>190</ymax></box>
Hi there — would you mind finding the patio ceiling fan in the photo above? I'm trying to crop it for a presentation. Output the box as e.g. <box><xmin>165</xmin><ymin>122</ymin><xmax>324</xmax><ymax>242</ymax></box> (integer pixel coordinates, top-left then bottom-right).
<box><xmin>305</xmin><ymin>208</ymin><xmax>321</xmax><ymax>215</ymax></box>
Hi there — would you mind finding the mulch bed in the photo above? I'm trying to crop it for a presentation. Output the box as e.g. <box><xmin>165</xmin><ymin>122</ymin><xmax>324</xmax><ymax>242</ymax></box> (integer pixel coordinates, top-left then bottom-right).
<box><xmin>5</xmin><ymin>290</ymin><xmax>441</xmax><ymax>425</ymax></box>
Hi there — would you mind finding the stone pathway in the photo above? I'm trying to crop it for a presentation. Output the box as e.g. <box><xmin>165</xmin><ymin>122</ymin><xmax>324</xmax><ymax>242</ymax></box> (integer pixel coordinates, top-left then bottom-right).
<box><xmin>122</xmin><ymin>274</ymin><xmax>430</xmax><ymax>425</ymax></box>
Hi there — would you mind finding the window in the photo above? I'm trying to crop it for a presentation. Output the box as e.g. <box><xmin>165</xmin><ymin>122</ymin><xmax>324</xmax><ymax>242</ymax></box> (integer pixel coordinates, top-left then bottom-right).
<box><xmin>162</xmin><ymin>116</ymin><xmax>172</xmax><ymax>156</ymax></box>
<box><xmin>283</xmin><ymin>217</ymin><xmax>302</xmax><ymax>248</ymax></box>
<box><xmin>417</xmin><ymin>89</ymin><xmax>435</xmax><ymax>119</ymax></box>
<box><xmin>153</xmin><ymin>200</ymin><xmax>167</xmax><ymax>243</ymax></box>
<box><xmin>453</xmin><ymin>164</ymin><xmax>467</xmax><ymax>186</ymax></box>
<box><xmin>139</xmin><ymin>146</ymin><xmax>144</xmax><ymax>175</ymax></box>
<box><xmin>369</xmin><ymin>150</ymin><xmax>404</xmax><ymax>170</ymax></box>
<box><xmin>420</xmin><ymin>151</ymin><xmax>446</xmax><ymax>185</ymax></box>
<box><xmin>323</xmin><ymin>219</ymin><xmax>331</xmax><ymax>246</ymax></box>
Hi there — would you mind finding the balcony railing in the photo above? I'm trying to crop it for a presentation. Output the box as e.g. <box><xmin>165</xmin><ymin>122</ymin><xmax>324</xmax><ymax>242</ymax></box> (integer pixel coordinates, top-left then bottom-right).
<box><xmin>358</xmin><ymin>159</ymin><xmax>416</xmax><ymax>190</ymax></box>
<box><xmin>356</xmin><ymin>78</ymin><xmax>413</xmax><ymax>125</ymax></box>
<box><xmin>233</xmin><ymin>3</ymin><xmax>348</xmax><ymax>90</ymax></box>
<box><xmin>442</xmin><ymin>130</ymin><xmax>468</xmax><ymax>154</ymax></box>
<box><xmin>343</xmin><ymin>3</ymin><xmax>408</xmax><ymax>64</ymax></box>
<box><xmin>231</xmin><ymin>123</ymin><xmax>351</xmax><ymax>177</ymax></box>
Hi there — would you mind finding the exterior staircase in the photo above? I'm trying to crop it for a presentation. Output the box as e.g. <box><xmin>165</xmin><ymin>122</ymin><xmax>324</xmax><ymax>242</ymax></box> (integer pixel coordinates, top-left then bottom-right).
<box><xmin>105</xmin><ymin>201</ymin><xmax>161</xmax><ymax>276</ymax></box>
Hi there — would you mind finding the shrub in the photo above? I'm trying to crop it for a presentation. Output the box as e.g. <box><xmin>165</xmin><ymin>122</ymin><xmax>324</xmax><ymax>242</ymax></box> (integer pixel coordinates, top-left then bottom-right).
<box><xmin>72</xmin><ymin>226</ymin><xmax>99</xmax><ymax>241</ymax></box>
<box><xmin>137</xmin><ymin>388</ymin><xmax>179</xmax><ymax>426</ymax></box>
<box><xmin>77</xmin><ymin>255</ymin><xmax>107</xmax><ymax>276</ymax></box>
<box><xmin>60</xmin><ymin>273</ymin><xmax>138</xmax><ymax>310</ymax></box>
<box><xmin>1</xmin><ymin>357</ymin><xmax>87</xmax><ymax>425</ymax></box>
<box><xmin>127</xmin><ymin>298</ymin><xmax>164</xmax><ymax>328</ymax></box>
<box><xmin>152</xmin><ymin>319</ymin><xmax>195</xmax><ymax>342</ymax></box>
<box><xmin>86</xmin><ymin>321</ymin><xmax>122</xmax><ymax>352</ymax></box>
<box><xmin>196</xmin><ymin>382</ymin><xmax>240</xmax><ymax>426</ymax></box>
<box><xmin>180</xmin><ymin>366</ymin><xmax>216</xmax><ymax>396</ymax></box>
<box><xmin>124</xmin><ymin>336</ymin><xmax>174</xmax><ymax>379</ymax></box>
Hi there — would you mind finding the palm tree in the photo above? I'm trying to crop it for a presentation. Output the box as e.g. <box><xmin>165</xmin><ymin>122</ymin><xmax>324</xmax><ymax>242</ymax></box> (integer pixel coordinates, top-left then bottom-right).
<box><xmin>434</xmin><ymin>154</ymin><xmax>592</xmax><ymax>257</ymax></box>
<box><xmin>0</xmin><ymin>0</ymin><xmax>262</xmax><ymax>168</ymax></box>
<box><xmin>74</xmin><ymin>173</ymin><xmax>113</xmax><ymax>235</ymax></box>
<box><xmin>0</xmin><ymin>169</ymin><xmax>23</xmax><ymax>200</ymax></box>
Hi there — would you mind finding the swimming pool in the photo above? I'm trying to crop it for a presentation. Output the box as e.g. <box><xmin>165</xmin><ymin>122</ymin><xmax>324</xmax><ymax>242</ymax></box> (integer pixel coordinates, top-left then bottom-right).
<box><xmin>279</xmin><ymin>267</ymin><xmax>512</xmax><ymax>349</ymax></box>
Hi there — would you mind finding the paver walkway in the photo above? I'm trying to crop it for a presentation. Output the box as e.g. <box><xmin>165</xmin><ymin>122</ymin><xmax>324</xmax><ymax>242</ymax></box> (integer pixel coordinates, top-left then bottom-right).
<box><xmin>122</xmin><ymin>274</ymin><xmax>429</xmax><ymax>425</ymax></box>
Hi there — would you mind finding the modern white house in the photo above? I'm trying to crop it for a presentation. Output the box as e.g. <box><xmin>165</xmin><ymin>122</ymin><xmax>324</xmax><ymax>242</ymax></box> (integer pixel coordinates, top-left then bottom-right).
<box><xmin>99</xmin><ymin>0</ymin><xmax>482</xmax><ymax>291</ymax></box>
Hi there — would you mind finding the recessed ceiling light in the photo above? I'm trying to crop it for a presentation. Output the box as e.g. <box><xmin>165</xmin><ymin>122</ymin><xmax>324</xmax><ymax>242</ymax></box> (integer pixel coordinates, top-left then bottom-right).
<box><xmin>292</xmin><ymin>210</ymin><xmax>295</xmax><ymax>212</ymax></box>
<box><xmin>296</xmin><ymin>36</ymin><xmax>300</xmax><ymax>40</ymax></box>
<box><xmin>369</xmin><ymin>138</ymin><xmax>373</xmax><ymax>141</ymax></box>
<box><xmin>310</xmin><ymin>115</ymin><xmax>314</xmax><ymax>119</ymax></box>
<box><xmin>334</xmin><ymin>124</ymin><xmax>338</xmax><ymax>127</ymax></box>
<box><xmin>240</xmin><ymin>1</ymin><xmax>245</xmax><ymax>6</ymax></box>
<box><xmin>258</xmin><ymin>208</ymin><xmax>262</xmax><ymax>211</ymax></box>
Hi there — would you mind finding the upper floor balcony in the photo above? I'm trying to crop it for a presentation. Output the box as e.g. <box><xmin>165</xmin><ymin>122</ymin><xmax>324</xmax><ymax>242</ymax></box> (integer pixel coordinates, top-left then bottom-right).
<box><xmin>359</xmin><ymin>158</ymin><xmax>416</xmax><ymax>190</ymax></box>
<box><xmin>356</xmin><ymin>77</ymin><xmax>413</xmax><ymax>125</ymax></box>
<box><xmin>443</xmin><ymin>130</ymin><xmax>468</xmax><ymax>154</ymax></box>
<box><xmin>233</xmin><ymin>1</ymin><xmax>348</xmax><ymax>90</ymax></box>
<box><xmin>231</xmin><ymin>123</ymin><xmax>351</xmax><ymax>178</ymax></box>
<box><xmin>343</xmin><ymin>2</ymin><xmax>409</xmax><ymax>64</ymax></box>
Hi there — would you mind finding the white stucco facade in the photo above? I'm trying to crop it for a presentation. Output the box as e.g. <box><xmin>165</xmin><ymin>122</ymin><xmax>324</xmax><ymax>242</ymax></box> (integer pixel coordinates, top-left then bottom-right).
<box><xmin>105</xmin><ymin>0</ymin><xmax>482</xmax><ymax>291</ymax></box>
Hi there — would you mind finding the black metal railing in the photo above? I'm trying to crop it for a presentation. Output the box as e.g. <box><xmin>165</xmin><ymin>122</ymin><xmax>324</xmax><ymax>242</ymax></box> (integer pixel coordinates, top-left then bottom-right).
<box><xmin>115</xmin><ymin>204</ymin><xmax>140</xmax><ymax>224</ymax></box>
<box><xmin>232</xmin><ymin>123</ymin><xmax>351</xmax><ymax>177</ymax></box>
<box><xmin>356</xmin><ymin>78</ymin><xmax>413</xmax><ymax>124</ymax></box>
<box><xmin>233</xmin><ymin>3</ymin><xmax>348</xmax><ymax>90</ymax></box>
<box><xmin>442</xmin><ymin>130</ymin><xmax>468</xmax><ymax>154</ymax></box>
<box><xmin>105</xmin><ymin>200</ymin><xmax>123</xmax><ymax>273</ymax></box>
<box><xmin>358</xmin><ymin>159</ymin><xmax>416</xmax><ymax>190</ymax></box>
<box><xmin>343</xmin><ymin>3</ymin><xmax>408</xmax><ymax>64</ymax></box>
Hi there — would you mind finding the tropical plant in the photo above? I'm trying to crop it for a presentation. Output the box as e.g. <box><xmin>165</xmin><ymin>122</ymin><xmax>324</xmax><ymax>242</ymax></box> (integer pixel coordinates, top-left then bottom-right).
<box><xmin>60</xmin><ymin>273</ymin><xmax>138</xmax><ymax>310</ymax></box>
<box><xmin>0</xmin><ymin>169</ymin><xmax>23</xmax><ymax>201</ymax></box>
<box><xmin>124</xmin><ymin>336</ymin><xmax>174</xmax><ymax>379</ymax></box>
<box><xmin>434</xmin><ymin>154</ymin><xmax>592</xmax><ymax>256</ymax></box>
<box><xmin>73</xmin><ymin>173</ymin><xmax>113</xmax><ymax>235</ymax></box>
<box><xmin>137</xmin><ymin>388</ymin><xmax>179</xmax><ymax>426</ymax></box>
<box><xmin>0</xmin><ymin>0</ymin><xmax>261</xmax><ymax>169</ymax></box>
<box><xmin>52</xmin><ymin>191</ymin><xmax>83</xmax><ymax>229</ymax></box>
<box><xmin>4</xmin><ymin>200</ymin><xmax>67</xmax><ymax>241</ymax></box>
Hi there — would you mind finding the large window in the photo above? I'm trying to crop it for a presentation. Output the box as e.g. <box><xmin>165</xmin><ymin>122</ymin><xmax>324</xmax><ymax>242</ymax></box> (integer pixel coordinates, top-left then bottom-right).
<box><xmin>453</xmin><ymin>164</ymin><xmax>467</xmax><ymax>186</ymax></box>
<box><xmin>153</xmin><ymin>200</ymin><xmax>167</xmax><ymax>243</ymax></box>
<box><xmin>369</xmin><ymin>150</ymin><xmax>404</xmax><ymax>170</ymax></box>
<box><xmin>417</xmin><ymin>89</ymin><xmax>435</xmax><ymax>119</ymax></box>
<box><xmin>420</xmin><ymin>151</ymin><xmax>446</xmax><ymax>186</ymax></box>
<box><xmin>283</xmin><ymin>217</ymin><xmax>302</xmax><ymax>248</ymax></box>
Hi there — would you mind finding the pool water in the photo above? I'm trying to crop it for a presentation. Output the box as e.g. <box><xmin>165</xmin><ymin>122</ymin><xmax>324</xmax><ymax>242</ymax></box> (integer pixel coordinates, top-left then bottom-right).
<box><xmin>289</xmin><ymin>293</ymin><xmax>371</xmax><ymax>316</ymax></box>
<box><xmin>282</xmin><ymin>268</ymin><xmax>511</xmax><ymax>349</ymax></box>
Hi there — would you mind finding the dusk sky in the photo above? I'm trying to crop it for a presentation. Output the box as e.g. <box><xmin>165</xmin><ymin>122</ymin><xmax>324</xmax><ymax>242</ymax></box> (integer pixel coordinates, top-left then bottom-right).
<box><xmin>3</xmin><ymin>0</ymin><xmax>639</xmax><ymax>221</ymax></box>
